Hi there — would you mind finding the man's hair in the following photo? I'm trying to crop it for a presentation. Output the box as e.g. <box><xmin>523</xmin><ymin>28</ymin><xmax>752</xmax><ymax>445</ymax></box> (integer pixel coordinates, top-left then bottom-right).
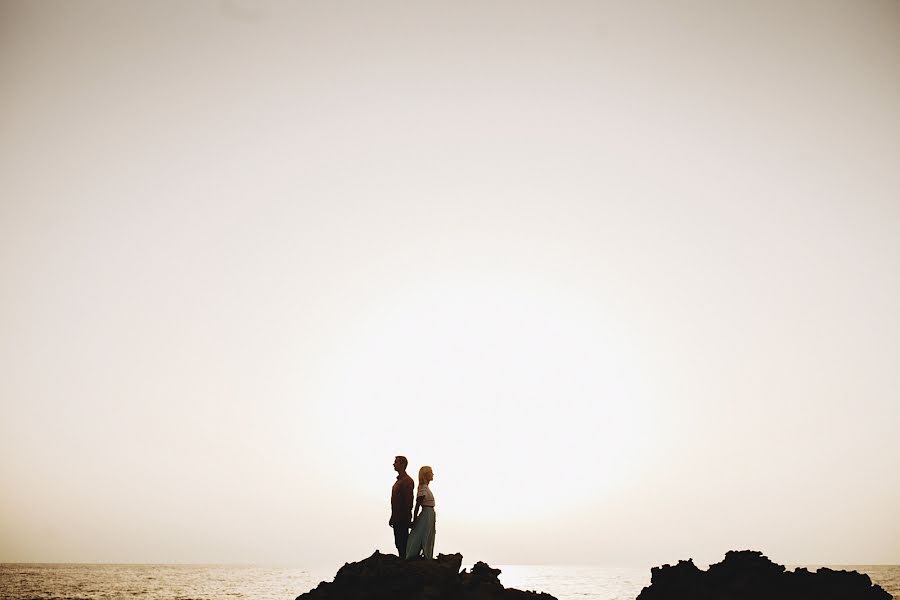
<box><xmin>395</xmin><ymin>455</ymin><xmax>408</xmax><ymax>469</ymax></box>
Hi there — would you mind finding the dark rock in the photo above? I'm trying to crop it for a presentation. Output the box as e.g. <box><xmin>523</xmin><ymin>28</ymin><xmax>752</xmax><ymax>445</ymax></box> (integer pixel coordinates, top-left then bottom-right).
<box><xmin>296</xmin><ymin>551</ymin><xmax>557</xmax><ymax>600</ymax></box>
<box><xmin>637</xmin><ymin>549</ymin><xmax>892</xmax><ymax>600</ymax></box>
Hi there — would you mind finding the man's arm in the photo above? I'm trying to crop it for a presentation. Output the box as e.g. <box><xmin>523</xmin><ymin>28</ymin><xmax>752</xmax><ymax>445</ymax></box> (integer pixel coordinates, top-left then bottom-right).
<box><xmin>389</xmin><ymin>483</ymin><xmax>398</xmax><ymax>527</ymax></box>
<box><xmin>404</xmin><ymin>478</ymin><xmax>415</xmax><ymax>525</ymax></box>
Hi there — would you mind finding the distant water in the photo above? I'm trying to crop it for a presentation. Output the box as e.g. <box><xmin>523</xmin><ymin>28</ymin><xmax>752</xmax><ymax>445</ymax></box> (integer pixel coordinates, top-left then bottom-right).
<box><xmin>1</xmin><ymin>563</ymin><xmax>897</xmax><ymax>600</ymax></box>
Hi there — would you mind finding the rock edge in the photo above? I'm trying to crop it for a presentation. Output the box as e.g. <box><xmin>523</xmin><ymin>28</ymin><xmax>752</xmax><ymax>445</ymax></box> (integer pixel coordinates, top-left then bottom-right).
<box><xmin>636</xmin><ymin>549</ymin><xmax>892</xmax><ymax>600</ymax></box>
<box><xmin>295</xmin><ymin>551</ymin><xmax>557</xmax><ymax>600</ymax></box>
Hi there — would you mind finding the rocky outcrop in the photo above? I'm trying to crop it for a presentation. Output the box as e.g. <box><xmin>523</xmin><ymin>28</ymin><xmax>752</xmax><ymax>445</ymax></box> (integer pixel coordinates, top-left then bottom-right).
<box><xmin>637</xmin><ymin>550</ymin><xmax>892</xmax><ymax>600</ymax></box>
<box><xmin>295</xmin><ymin>551</ymin><xmax>557</xmax><ymax>600</ymax></box>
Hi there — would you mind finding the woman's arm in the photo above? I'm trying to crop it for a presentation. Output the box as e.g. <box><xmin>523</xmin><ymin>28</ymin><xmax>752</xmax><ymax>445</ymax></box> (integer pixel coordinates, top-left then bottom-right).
<box><xmin>412</xmin><ymin>495</ymin><xmax>423</xmax><ymax>524</ymax></box>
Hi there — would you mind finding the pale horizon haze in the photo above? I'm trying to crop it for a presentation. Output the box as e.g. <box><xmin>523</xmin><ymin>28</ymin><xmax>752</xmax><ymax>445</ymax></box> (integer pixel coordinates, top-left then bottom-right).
<box><xmin>2</xmin><ymin>0</ymin><xmax>899</xmax><ymax>569</ymax></box>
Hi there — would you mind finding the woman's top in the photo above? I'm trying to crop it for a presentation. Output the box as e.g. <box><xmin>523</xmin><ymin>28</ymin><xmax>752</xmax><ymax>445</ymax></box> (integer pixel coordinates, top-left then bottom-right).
<box><xmin>417</xmin><ymin>483</ymin><xmax>435</xmax><ymax>507</ymax></box>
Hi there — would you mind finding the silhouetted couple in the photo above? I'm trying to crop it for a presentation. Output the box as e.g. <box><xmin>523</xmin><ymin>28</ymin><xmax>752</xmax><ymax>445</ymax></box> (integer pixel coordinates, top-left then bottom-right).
<box><xmin>390</xmin><ymin>455</ymin><xmax>436</xmax><ymax>559</ymax></box>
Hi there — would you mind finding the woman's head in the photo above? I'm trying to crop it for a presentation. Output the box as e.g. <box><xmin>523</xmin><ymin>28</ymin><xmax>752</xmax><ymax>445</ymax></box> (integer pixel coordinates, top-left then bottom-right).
<box><xmin>418</xmin><ymin>465</ymin><xmax>433</xmax><ymax>486</ymax></box>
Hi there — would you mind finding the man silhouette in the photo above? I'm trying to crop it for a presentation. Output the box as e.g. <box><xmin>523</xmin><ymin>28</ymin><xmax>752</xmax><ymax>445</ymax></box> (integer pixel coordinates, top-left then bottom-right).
<box><xmin>389</xmin><ymin>455</ymin><xmax>414</xmax><ymax>558</ymax></box>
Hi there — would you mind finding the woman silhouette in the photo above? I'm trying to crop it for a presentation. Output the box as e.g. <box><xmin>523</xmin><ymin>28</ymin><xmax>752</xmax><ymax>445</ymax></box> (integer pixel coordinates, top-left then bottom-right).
<box><xmin>405</xmin><ymin>465</ymin><xmax>436</xmax><ymax>559</ymax></box>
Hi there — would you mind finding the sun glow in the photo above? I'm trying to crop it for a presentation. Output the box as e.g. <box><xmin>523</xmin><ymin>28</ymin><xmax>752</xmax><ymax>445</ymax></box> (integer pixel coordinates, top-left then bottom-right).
<box><xmin>311</xmin><ymin>272</ymin><xmax>653</xmax><ymax>525</ymax></box>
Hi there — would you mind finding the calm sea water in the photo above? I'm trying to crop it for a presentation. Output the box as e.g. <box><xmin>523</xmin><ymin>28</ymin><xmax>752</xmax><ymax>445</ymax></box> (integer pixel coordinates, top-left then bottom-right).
<box><xmin>1</xmin><ymin>563</ymin><xmax>897</xmax><ymax>600</ymax></box>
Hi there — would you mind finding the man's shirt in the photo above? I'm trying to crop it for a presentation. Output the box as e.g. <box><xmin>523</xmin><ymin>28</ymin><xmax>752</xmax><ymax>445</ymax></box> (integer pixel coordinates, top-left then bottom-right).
<box><xmin>391</xmin><ymin>472</ymin><xmax>414</xmax><ymax>524</ymax></box>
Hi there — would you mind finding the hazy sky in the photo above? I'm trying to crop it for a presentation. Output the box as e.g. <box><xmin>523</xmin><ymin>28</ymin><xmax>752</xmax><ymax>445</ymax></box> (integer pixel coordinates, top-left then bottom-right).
<box><xmin>2</xmin><ymin>0</ymin><xmax>899</xmax><ymax>568</ymax></box>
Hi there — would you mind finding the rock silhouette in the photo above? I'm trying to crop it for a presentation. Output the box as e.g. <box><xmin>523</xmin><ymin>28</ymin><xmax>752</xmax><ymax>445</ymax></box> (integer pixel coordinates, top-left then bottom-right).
<box><xmin>295</xmin><ymin>551</ymin><xmax>557</xmax><ymax>600</ymax></box>
<box><xmin>636</xmin><ymin>550</ymin><xmax>891</xmax><ymax>600</ymax></box>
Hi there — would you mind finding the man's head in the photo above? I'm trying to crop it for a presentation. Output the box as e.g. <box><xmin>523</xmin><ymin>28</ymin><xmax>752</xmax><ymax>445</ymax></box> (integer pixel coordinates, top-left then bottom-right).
<box><xmin>393</xmin><ymin>455</ymin><xmax>408</xmax><ymax>474</ymax></box>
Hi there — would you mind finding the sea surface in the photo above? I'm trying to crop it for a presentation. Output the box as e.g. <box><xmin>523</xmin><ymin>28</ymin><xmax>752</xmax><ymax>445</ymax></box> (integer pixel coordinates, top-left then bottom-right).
<box><xmin>1</xmin><ymin>563</ymin><xmax>897</xmax><ymax>600</ymax></box>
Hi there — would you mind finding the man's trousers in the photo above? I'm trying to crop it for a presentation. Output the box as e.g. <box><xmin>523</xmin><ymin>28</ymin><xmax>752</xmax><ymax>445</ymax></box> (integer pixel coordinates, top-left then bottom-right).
<box><xmin>393</xmin><ymin>523</ymin><xmax>409</xmax><ymax>558</ymax></box>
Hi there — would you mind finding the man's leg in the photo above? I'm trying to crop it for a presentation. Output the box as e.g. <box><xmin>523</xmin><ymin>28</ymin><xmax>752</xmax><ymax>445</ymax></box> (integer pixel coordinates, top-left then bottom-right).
<box><xmin>399</xmin><ymin>524</ymin><xmax>410</xmax><ymax>558</ymax></box>
<box><xmin>393</xmin><ymin>524</ymin><xmax>409</xmax><ymax>558</ymax></box>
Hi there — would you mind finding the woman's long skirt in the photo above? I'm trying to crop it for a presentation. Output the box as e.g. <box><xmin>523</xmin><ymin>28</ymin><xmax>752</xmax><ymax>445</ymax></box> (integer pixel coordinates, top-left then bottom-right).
<box><xmin>405</xmin><ymin>507</ymin><xmax>436</xmax><ymax>559</ymax></box>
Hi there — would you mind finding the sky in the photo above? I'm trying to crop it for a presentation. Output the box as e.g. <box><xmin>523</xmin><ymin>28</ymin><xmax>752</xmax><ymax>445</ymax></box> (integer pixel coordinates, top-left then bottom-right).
<box><xmin>1</xmin><ymin>0</ymin><xmax>899</xmax><ymax>568</ymax></box>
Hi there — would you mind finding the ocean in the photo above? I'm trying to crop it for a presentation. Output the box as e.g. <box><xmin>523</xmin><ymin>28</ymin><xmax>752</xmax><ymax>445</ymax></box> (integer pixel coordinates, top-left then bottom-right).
<box><xmin>1</xmin><ymin>563</ymin><xmax>897</xmax><ymax>600</ymax></box>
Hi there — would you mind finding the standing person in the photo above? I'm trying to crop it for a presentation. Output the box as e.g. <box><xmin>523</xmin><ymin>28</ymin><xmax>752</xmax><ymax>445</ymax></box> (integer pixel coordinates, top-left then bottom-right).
<box><xmin>389</xmin><ymin>455</ymin><xmax>414</xmax><ymax>558</ymax></box>
<box><xmin>405</xmin><ymin>465</ymin><xmax>436</xmax><ymax>559</ymax></box>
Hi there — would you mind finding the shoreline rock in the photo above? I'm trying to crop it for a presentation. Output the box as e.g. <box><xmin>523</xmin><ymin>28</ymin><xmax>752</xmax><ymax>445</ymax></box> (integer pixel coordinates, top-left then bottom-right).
<box><xmin>297</xmin><ymin>549</ymin><xmax>892</xmax><ymax>600</ymax></box>
<box><xmin>636</xmin><ymin>550</ymin><xmax>892</xmax><ymax>600</ymax></box>
<box><xmin>295</xmin><ymin>551</ymin><xmax>557</xmax><ymax>600</ymax></box>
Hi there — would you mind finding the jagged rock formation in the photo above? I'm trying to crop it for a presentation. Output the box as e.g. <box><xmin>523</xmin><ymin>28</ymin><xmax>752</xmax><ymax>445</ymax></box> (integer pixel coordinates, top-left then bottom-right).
<box><xmin>637</xmin><ymin>550</ymin><xmax>892</xmax><ymax>600</ymax></box>
<box><xmin>295</xmin><ymin>551</ymin><xmax>557</xmax><ymax>600</ymax></box>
